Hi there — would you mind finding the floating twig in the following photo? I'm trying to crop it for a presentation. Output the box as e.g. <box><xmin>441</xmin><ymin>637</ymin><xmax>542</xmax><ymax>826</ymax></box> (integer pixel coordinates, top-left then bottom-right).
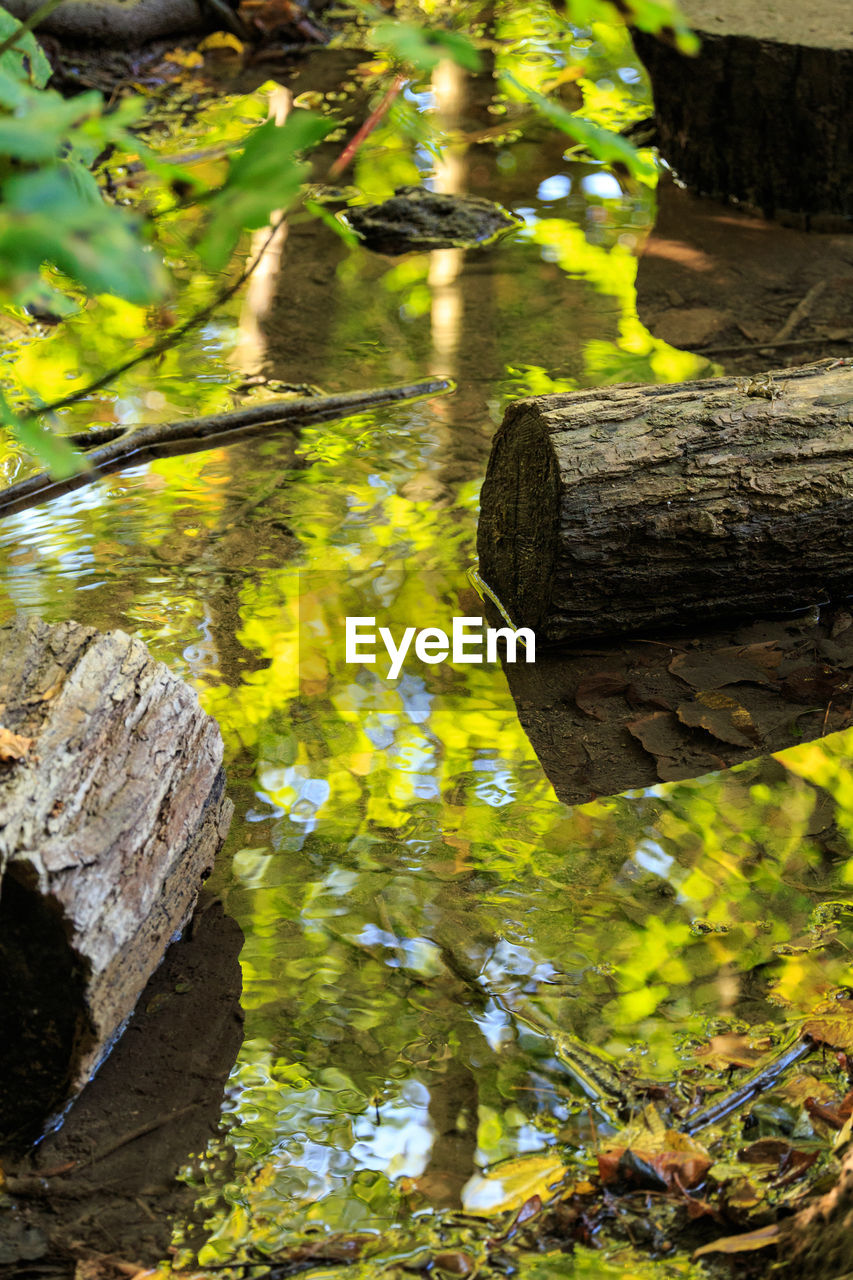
<box><xmin>681</xmin><ymin>1034</ymin><xmax>815</xmax><ymax>1135</ymax></box>
<box><xmin>327</xmin><ymin>74</ymin><xmax>407</xmax><ymax>181</ymax></box>
<box><xmin>0</xmin><ymin>379</ymin><xmax>454</xmax><ymax>518</ymax></box>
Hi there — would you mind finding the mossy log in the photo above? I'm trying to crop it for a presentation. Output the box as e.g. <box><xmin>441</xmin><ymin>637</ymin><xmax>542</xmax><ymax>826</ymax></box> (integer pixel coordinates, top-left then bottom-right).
<box><xmin>477</xmin><ymin>360</ymin><xmax>853</xmax><ymax>644</ymax></box>
<box><xmin>0</xmin><ymin>615</ymin><xmax>233</xmax><ymax>1143</ymax></box>
<box><xmin>632</xmin><ymin>1</ymin><xmax>853</xmax><ymax>223</ymax></box>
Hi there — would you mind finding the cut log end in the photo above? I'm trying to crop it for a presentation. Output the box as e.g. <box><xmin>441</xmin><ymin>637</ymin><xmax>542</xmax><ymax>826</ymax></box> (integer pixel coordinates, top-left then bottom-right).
<box><xmin>478</xmin><ymin>401</ymin><xmax>561</xmax><ymax>632</ymax></box>
<box><xmin>632</xmin><ymin>3</ymin><xmax>853</xmax><ymax>221</ymax></box>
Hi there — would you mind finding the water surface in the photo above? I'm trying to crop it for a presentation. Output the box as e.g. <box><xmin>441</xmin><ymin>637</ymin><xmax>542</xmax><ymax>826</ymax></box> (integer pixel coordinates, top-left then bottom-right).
<box><xmin>3</xmin><ymin>7</ymin><xmax>853</xmax><ymax>1273</ymax></box>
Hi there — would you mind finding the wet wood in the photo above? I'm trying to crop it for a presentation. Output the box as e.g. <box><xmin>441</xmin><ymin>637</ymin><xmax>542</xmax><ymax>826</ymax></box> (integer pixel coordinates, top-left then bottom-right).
<box><xmin>0</xmin><ymin>894</ymin><xmax>243</xmax><ymax>1272</ymax></box>
<box><xmin>632</xmin><ymin>1</ymin><xmax>853</xmax><ymax>222</ymax></box>
<box><xmin>0</xmin><ymin>615</ymin><xmax>233</xmax><ymax>1143</ymax></box>
<box><xmin>477</xmin><ymin>360</ymin><xmax>853</xmax><ymax>644</ymax></box>
<box><xmin>778</xmin><ymin>1143</ymin><xmax>853</xmax><ymax>1278</ymax></box>
<box><xmin>4</xmin><ymin>0</ymin><xmax>214</xmax><ymax>44</ymax></box>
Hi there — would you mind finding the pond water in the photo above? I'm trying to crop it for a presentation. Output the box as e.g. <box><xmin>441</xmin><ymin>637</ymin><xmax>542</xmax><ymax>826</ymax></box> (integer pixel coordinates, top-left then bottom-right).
<box><xmin>3</xmin><ymin>5</ymin><xmax>853</xmax><ymax>1277</ymax></box>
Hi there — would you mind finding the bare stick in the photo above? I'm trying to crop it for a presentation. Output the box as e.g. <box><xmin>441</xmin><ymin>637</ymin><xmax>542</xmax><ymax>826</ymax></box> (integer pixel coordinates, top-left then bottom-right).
<box><xmin>681</xmin><ymin>1035</ymin><xmax>815</xmax><ymax>1135</ymax></box>
<box><xmin>327</xmin><ymin>74</ymin><xmax>407</xmax><ymax>180</ymax></box>
<box><xmin>696</xmin><ymin>331</ymin><xmax>853</xmax><ymax>356</ymax></box>
<box><xmin>771</xmin><ymin>280</ymin><xmax>827</xmax><ymax>344</ymax></box>
<box><xmin>0</xmin><ymin>379</ymin><xmax>454</xmax><ymax>518</ymax></box>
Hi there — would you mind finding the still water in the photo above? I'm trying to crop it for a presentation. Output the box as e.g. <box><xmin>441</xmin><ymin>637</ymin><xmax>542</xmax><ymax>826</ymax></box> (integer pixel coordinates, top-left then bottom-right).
<box><xmin>3</xmin><ymin>6</ymin><xmax>853</xmax><ymax>1275</ymax></box>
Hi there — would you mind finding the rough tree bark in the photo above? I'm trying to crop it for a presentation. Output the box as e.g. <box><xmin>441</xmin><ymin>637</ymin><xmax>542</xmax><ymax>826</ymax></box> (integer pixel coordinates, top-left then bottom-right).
<box><xmin>4</xmin><ymin>0</ymin><xmax>219</xmax><ymax>44</ymax></box>
<box><xmin>632</xmin><ymin>0</ymin><xmax>853</xmax><ymax>224</ymax></box>
<box><xmin>0</xmin><ymin>615</ymin><xmax>233</xmax><ymax>1143</ymax></box>
<box><xmin>477</xmin><ymin>360</ymin><xmax>853</xmax><ymax>644</ymax></box>
<box><xmin>777</xmin><ymin>1144</ymin><xmax>853</xmax><ymax>1279</ymax></box>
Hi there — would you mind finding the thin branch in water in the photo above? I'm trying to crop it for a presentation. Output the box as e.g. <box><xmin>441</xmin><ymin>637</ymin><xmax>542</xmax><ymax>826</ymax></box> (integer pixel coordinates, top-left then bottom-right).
<box><xmin>327</xmin><ymin>74</ymin><xmax>407</xmax><ymax>180</ymax></box>
<box><xmin>681</xmin><ymin>1034</ymin><xmax>815</xmax><ymax>1135</ymax></box>
<box><xmin>696</xmin><ymin>332</ymin><xmax>853</xmax><ymax>356</ymax></box>
<box><xmin>0</xmin><ymin>380</ymin><xmax>454</xmax><ymax>518</ymax></box>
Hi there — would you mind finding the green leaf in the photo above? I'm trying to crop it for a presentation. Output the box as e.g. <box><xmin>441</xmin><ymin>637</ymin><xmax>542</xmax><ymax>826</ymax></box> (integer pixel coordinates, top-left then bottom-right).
<box><xmin>0</xmin><ymin>88</ymin><xmax>102</xmax><ymax>161</ymax></box>
<box><xmin>0</xmin><ymin>6</ymin><xmax>52</xmax><ymax>87</ymax></box>
<box><xmin>304</xmin><ymin>198</ymin><xmax>360</xmax><ymax>248</ymax></box>
<box><xmin>560</xmin><ymin>0</ymin><xmax>699</xmax><ymax>55</ymax></box>
<box><xmin>0</xmin><ymin>164</ymin><xmax>167</xmax><ymax>303</ymax></box>
<box><xmin>372</xmin><ymin>20</ymin><xmax>481</xmax><ymax>74</ymax></box>
<box><xmin>199</xmin><ymin>111</ymin><xmax>333</xmax><ymax>270</ymax></box>
<box><xmin>0</xmin><ymin>391</ymin><xmax>84</xmax><ymax>479</ymax></box>
<box><xmin>503</xmin><ymin>73</ymin><xmax>657</xmax><ymax>183</ymax></box>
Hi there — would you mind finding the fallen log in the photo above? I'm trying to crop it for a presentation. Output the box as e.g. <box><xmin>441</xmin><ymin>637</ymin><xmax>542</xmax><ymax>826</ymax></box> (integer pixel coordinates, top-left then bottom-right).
<box><xmin>632</xmin><ymin>0</ymin><xmax>853</xmax><ymax>223</ymax></box>
<box><xmin>477</xmin><ymin>360</ymin><xmax>853</xmax><ymax>644</ymax></box>
<box><xmin>0</xmin><ymin>379</ymin><xmax>453</xmax><ymax>520</ymax></box>
<box><xmin>0</xmin><ymin>615</ymin><xmax>233</xmax><ymax>1145</ymax></box>
<box><xmin>2</xmin><ymin>0</ymin><xmax>233</xmax><ymax>45</ymax></box>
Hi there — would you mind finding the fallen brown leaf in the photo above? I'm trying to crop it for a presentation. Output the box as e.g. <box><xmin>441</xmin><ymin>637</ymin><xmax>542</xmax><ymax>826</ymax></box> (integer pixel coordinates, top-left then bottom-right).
<box><xmin>676</xmin><ymin>690</ymin><xmax>761</xmax><ymax>748</ymax></box>
<box><xmin>599</xmin><ymin>1113</ymin><xmax>711</xmax><ymax>1191</ymax></box>
<box><xmin>575</xmin><ymin>672</ymin><xmax>628</xmax><ymax>720</ymax></box>
<box><xmin>695</xmin><ymin>1033</ymin><xmax>765</xmax><ymax>1070</ymax></box>
<box><xmin>782</xmin><ymin>664</ymin><xmax>850</xmax><ymax>703</ymax></box>
<box><xmin>670</xmin><ymin>643</ymin><xmax>781</xmax><ymax>691</ymax></box>
<box><xmin>693</xmin><ymin>1222</ymin><xmax>780</xmax><ymax>1258</ymax></box>
<box><xmin>0</xmin><ymin>724</ymin><xmax>33</xmax><ymax>762</ymax></box>
<box><xmin>803</xmin><ymin>998</ymin><xmax>853</xmax><ymax>1052</ymax></box>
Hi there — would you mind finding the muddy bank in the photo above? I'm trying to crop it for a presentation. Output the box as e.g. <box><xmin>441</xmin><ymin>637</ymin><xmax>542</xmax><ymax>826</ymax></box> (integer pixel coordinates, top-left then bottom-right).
<box><xmin>0</xmin><ymin>895</ymin><xmax>244</xmax><ymax>1279</ymax></box>
<box><xmin>637</xmin><ymin>178</ymin><xmax>853</xmax><ymax>372</ymax></box>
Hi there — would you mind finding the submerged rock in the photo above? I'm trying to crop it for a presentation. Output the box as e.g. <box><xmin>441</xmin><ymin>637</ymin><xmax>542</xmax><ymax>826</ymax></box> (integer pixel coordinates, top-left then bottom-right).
<box><xmin>344</xmin><ymin>185</ymin><xmax>521</xmax><ymax>255</ymax></box>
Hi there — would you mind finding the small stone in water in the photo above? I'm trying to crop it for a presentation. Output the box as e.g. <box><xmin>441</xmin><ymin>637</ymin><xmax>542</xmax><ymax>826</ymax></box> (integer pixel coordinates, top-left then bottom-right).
<box><xmin>344</xmin><ymin>185</ymin><xmax>521</xmax><ymax>254</ymax></box>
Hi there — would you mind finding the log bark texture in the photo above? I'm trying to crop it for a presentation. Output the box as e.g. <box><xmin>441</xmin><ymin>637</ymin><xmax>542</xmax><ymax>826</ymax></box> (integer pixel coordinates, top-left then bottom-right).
<box><xmin>477</xmin><ymin>361</ymin><xmax>853</xmax><ymax>643</ymax></box>
<box><xmin>4</xmin><ymin>0</ymin><xmax>211</xmax><ymax>44</ymax></box>
<box><xmin>0</xmin><ymin>616</ymin><xmax>233</xmax><ymax>1142</ymax></box>
<box><xmin>778</xmin><ymin>1143</ymin><xmax>853</xmax><ymax>1278</ymax></box>
<box><xmin>632</xmin><ymin>1</ymin><xmax>853</xmax><ymax>223</ymax></box>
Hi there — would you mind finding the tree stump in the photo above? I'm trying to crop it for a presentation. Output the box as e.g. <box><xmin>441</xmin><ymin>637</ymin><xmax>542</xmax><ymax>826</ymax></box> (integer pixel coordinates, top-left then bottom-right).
<box><xmin>0</xmin><ymin>616</ymin><xmax>233</xmax><ymax>1144</ymax></box>
<box><xmin>632</xmin><ymin>1</ymin><xmax>853</xmax><ymax>223</ymax></box>
<box><xmin>477</xmin><ymin>360</ymin><xmax>853</xmax><ymax>644</ymax></box>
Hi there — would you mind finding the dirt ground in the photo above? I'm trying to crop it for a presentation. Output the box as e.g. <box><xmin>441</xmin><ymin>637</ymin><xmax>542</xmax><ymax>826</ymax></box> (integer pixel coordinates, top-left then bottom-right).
<box><xmin>636</xmin><ymin>178</ymin><xmax>853</xmax><ymax>375</ymax></box>
<box><xmin>0</xmin><ymin>896</ymin><xmax>244</xmax><ymax>1280</ymax></box>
